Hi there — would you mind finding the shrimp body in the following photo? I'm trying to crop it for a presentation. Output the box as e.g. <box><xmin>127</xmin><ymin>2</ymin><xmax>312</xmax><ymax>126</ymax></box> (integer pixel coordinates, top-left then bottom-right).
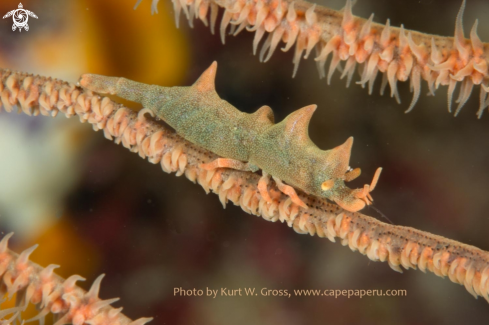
<box><xmin>80</xmin><ymin>62</ymin><xmax>381</xmax><ymax>212</ymax></box>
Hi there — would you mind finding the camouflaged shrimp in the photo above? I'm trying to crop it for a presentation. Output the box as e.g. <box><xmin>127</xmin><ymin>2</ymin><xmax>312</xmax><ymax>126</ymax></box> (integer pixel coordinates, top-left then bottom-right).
<box><xmin>79</xmin><ymin>62</ymin><xmax>382</xmax><ymax>212</ymax></box>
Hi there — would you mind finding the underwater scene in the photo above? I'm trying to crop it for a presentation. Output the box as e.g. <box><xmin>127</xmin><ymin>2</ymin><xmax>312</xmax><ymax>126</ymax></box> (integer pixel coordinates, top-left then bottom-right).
<box><xmin>0</xmin><ymin>0</ymin><xmax>489</xmax><ymax>324</ymax></box>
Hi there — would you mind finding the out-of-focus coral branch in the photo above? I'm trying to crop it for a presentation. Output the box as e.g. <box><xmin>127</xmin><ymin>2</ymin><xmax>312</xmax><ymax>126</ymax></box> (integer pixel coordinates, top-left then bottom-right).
<box><xmin>0</xmin><ymin>232</ymin><xmax>152</xmax><ymax>325</ymax></box>
<box><xmin>1</xmin><ymin>68</ymin><xmax>489</xmax><ymax>305</ymax></box>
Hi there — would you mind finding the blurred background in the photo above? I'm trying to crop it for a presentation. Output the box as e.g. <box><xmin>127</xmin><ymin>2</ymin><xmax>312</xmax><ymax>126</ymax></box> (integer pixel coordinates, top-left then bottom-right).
<box><xmin>1</xmin><ymin>0</ymin><xmax>489</xmax><ymax>324</ymax></box>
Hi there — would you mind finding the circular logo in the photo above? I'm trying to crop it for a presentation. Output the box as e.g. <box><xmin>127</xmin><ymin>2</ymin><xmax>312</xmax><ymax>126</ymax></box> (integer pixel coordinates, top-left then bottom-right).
<box><xmin>13</xmin><ymin>9</ymin><xmax>28</xmax><ymax>28</ymax></box>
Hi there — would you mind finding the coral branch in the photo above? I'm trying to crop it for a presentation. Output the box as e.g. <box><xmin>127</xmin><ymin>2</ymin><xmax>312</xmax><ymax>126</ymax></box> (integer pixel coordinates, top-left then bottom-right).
<box><xmin>137</xmin><ymin>0</ymin><xmax>489</xmax><ymax>116</ymax></box>
<box><xmin>0</xmin><ymin>232</ymin><xmax>152</xmax><ymax>325</ymax></box>
<box><xmin>1</xmin><ymin>68</ymin><xmax>489</xmax><ymax>304</ymax></box>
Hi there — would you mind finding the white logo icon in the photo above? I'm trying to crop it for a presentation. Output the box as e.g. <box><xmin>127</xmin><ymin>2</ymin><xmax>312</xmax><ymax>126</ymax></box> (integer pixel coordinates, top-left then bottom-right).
<box><xmin>2</xmin><ymin>3</ymin><xmax>38</xmax><ymax>32</ymax></box>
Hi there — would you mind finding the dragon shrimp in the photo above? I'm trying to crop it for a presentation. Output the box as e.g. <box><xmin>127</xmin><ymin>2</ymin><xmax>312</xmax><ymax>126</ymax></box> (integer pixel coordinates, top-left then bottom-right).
<box><xmin>79</xmin><ymin>62</ymin><xmax>382</xmax><ymax>212</ymax></box>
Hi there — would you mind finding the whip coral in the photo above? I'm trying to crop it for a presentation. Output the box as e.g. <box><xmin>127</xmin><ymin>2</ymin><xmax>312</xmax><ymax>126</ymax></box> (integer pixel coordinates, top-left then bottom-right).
<box><xmin>136</xmin><ymin>0</ymin><xmax>489</xmax><ymax>117</ymax></box>
<box><xmin>0</xmin><ymin>233</ymin><xmax>152</xmax><ymax>325</ymax></box>
<box><xmin>1</xmin><ymin>68</ymin><xmax>489</xmax><ymax>305</ymax></box>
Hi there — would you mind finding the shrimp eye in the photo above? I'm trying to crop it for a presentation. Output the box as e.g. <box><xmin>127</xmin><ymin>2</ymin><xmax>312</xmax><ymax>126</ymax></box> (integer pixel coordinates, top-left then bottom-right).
<box><xmin>321</xmin><ymin>179</ymin><xmax>335</xmax><ymax>191</ymax></box>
